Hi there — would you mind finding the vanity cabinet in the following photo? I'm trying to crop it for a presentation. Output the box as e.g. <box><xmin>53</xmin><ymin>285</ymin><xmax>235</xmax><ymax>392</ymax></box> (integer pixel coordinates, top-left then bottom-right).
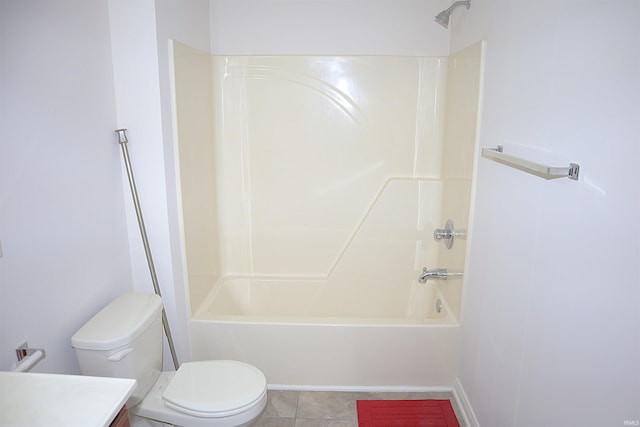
<box><xmin>110</xmin><ymin>406</ymin><xmax>131</xmax><ymax>427</ymax></box>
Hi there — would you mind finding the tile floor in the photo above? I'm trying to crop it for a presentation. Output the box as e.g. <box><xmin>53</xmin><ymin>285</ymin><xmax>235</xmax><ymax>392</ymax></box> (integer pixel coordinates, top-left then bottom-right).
<box><xmin>248</xmin><ymin>390</ymin><xmax>467</xmax><ymax>427</ymax></box>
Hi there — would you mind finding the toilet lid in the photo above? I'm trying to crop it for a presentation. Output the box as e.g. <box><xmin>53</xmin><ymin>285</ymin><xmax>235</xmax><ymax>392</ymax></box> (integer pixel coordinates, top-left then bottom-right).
<box><xmin>162</xmin><ymin>360</ymin><xmax>267</xmax><ymax>418</ymax></box>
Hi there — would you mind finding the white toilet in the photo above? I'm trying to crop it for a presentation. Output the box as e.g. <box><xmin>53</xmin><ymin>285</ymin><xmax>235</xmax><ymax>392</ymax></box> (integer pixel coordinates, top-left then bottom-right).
<box><xmin>71</xmin><ymin>293</ymin><xmax>267</xmax><ymax>427</ymax></box>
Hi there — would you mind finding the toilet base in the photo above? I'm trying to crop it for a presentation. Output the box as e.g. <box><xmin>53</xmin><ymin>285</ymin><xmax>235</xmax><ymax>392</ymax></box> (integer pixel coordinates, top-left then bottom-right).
<box><xmin>130</xmin><ymin>372</ymin><xmax>267</xmax><ymax>427</ymax></box>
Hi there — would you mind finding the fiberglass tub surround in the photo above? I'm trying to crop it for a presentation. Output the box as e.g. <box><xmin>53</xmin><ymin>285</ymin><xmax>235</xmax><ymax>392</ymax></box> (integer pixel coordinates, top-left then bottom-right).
<box><xmin>172</xmin><ymin>42</ymin><xmax>484</xmax><ymax>386</ymax></box>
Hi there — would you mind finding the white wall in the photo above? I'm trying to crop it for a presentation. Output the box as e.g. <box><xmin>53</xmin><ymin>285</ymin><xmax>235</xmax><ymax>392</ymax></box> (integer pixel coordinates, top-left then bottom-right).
<box><xmin>209</xmin><ymin>0</ymin><xmax>451</xmax><ymax>55</ymax></box>
<box><xmin>451</xmin><ymin>1</ymin><xmax>640</xmax><ymax>425</ymax></box>
<box><xmin>0</xmin><ymin>0</ymin><xmax>210</xmax><ymax>374</ymax></box>
<box><xmin>0</xmin><ymin>0</ymin><xmax>132</xmax><ymax>373</ymax></box>
<box><xmin>108</xmin><ymin>0</ymin><xmax>211</xmax><ymax>367</ymax></box>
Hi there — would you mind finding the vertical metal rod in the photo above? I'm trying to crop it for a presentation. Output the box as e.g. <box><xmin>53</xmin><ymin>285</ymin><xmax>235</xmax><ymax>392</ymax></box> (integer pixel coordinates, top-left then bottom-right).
<box><xmin>115</xmin><ymin>128</ymin><xmax>180</xmax><ymax>370</ymax></box>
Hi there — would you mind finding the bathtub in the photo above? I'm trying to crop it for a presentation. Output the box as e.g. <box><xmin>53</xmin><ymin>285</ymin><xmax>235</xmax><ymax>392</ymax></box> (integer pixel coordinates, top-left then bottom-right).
<box><xmin>190</xmin><ymin>278</ymin><xmax>460</xmax><ymax>389</ymax></box>
<box><xmin>173</xmin><ymin>48</ymin><xmax>484</xmax><ymax>389</ymax></box>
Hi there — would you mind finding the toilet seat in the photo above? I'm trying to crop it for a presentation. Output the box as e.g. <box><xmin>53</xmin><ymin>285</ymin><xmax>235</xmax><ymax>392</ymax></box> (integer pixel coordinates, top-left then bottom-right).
<box><xmin>162</xmin><ymin>360</ymin><xmax>267</xmax><ymax>418</ymax></box>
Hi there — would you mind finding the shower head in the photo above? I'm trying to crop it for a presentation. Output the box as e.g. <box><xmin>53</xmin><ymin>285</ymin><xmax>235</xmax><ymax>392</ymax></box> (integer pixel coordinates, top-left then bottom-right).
<box><xmin>434</xmin><ymin>0</ymin><xmax>471</xmax><ymax>29</ymax></box>
<box><xmin>434</xmin><ymin>10</ymin><xmax>452</xmax><ymax>28</ymax></box>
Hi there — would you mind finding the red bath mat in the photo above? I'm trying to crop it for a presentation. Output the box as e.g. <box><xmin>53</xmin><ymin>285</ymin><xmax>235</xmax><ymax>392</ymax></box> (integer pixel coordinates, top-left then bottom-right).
<box><xmin>357</xmin><ymin>399</ymin><xmax>460</xmax><ymax>427</ymax></box>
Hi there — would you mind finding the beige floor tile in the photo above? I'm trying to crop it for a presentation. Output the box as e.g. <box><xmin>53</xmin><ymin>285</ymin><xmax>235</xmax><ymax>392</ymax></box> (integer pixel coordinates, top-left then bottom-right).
<box><xmin>263</xmin><ymin>390</ymin><xmax>299</xmax><ymax>418</ymax></box>
<box><xmin>295</xmin><ymin>419</ymin><xmax>358</xmax><ymax>427</ymax></box>
<box><xmin>250</xmin><ymin>416</ymin><xmax>296</xmax><ymax>427</ymax></box>
<box><xmin>296</xmin><ymin>391</ymin><xmax>382</xmax><ymax>419</ymax></box>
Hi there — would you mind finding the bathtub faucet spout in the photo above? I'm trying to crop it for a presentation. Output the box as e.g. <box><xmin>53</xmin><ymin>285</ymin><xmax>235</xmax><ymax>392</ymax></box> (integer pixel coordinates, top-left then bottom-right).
<box><xmin>418</xmin><ymin>267</ymin><xmax>463</xmax><ymax>283</ymax></box>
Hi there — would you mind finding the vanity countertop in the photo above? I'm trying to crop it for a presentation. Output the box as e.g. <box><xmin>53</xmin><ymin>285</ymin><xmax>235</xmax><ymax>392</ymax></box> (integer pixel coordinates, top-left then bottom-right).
<box><xmin>0</xmin><ymin>371</ymin><xmax>136</xmax><ymax>427</ymax></box>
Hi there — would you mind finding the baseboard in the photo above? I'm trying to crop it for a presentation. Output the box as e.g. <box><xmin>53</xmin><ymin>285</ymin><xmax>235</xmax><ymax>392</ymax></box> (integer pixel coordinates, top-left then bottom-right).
<box><xmin>452</xmin><ymin>377</ymin><xmax>480</xmax><ymax>427</ymax></box>
<box><xmin>268</xmin><ymin>384</ymin><xmax>454</xmax><ymax>393</ymax></box>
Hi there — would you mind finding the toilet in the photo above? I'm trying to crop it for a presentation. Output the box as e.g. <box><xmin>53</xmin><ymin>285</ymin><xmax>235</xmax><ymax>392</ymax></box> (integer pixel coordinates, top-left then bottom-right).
<box><xmin>71</xmin><ymin>293</ymin><xmax>267</xmax><ymax>427</ymax></box>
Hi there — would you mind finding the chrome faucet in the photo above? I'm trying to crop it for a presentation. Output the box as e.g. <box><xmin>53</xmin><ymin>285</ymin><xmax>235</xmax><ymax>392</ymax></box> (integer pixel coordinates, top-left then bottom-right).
<box><xmin>418</xmin><ymin>267</ymin><xmax>463</xmax><ymax>283</ymax></box>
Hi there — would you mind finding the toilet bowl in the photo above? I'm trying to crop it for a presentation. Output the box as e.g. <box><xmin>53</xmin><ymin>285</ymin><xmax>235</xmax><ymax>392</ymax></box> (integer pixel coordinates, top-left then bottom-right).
<box><xmin>71</xmin><ymin>293</ymin><xmax>267</xmax><ymax>427</ymax></box>
<box><xmin>131</xmin><ymin>361</ymin><xmax>266</xmax><ymax>427</ymax></box>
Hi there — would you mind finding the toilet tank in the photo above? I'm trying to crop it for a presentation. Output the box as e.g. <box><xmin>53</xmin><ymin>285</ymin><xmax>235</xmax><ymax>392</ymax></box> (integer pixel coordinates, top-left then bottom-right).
<box><xmin>71</xmin><ymin>293</ymin><xmax>164</xmax><ymax>407</ymax></box>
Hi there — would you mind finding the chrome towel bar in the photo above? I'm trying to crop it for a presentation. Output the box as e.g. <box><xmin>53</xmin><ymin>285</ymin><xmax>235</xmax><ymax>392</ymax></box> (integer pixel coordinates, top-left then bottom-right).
<box><xmin>481</xmin><ymin>146</ymin><xmax>580</xmax><ymax>181</ymax></box>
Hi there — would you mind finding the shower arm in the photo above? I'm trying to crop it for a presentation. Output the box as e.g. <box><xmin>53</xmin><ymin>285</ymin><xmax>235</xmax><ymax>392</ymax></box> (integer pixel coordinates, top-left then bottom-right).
<box><xmin>435</xmin><ymin>0</ymin><xmax>470</xmax><ymax>28</ymax></box>
<box><xmin>445</xmin><ymin>0</ymin><xmax>470</xmax><ymax>14</ymax></box>
<box><xmin>115</xmin><ymin>128</ymin><xmax>180</xmax><ymax>370</ymax></box>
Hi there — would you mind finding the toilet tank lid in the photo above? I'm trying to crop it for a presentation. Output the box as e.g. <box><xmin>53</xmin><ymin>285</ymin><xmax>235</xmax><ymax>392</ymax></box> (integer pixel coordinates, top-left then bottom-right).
<box><xmin>71</xmin><ymin>293</ymin><xmax>163</xmax><ymax>351</ymax></box>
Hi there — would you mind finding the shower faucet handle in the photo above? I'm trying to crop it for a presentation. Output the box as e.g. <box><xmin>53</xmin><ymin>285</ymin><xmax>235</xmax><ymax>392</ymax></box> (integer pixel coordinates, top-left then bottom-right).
<box><xmin>433</xmin><ymin>227</ymin><xmax>454</xmax><ymax>241</ymax></box>
<box><xmin>433</xmin><ymin>219</ymin><xmax>456</xmax><ymax>249</ymax></box>
<box><xmin>433</xmin><ymin>219</ymin><xmax>466</xmax><ymax>249</ymax></box>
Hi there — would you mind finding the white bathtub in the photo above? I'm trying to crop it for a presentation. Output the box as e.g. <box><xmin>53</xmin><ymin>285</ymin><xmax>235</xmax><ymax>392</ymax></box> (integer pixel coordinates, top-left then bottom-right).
<box><xmin>190</xmin><ymin>278</ymin><xmax>460</xmax><ymax>389</ymax></box>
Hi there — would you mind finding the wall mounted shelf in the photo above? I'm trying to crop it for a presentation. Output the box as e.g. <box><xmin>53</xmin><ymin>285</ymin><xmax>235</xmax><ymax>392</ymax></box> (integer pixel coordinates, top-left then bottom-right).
<box><xmin>481</xmin><ymin>146</ymin><xmax>580</xmax><ymax>181</ymax></box>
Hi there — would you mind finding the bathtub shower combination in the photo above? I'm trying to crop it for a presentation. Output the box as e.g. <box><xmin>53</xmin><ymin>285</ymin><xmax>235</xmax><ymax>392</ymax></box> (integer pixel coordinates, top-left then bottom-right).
<box><xmin>170</xmin><ymin>42</ymin><xmax>484</xmax><ymax>388</ymax></box>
